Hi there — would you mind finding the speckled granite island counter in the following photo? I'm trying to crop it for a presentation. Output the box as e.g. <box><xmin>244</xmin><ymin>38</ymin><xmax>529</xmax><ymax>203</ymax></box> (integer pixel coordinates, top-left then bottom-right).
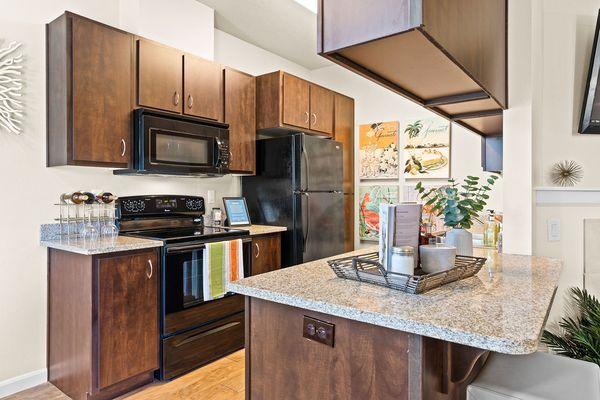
<box><xmin>230</xmin><ymin>247</ymin><xmax>562</xmax><ymax>400</ymax></box>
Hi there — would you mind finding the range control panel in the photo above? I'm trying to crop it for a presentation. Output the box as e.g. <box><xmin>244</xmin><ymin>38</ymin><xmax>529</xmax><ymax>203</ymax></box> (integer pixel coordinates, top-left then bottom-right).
<box><xmin>117</xmin><ymin>195</ymin><xmax>205</xmax><ymax>217</ymax></box>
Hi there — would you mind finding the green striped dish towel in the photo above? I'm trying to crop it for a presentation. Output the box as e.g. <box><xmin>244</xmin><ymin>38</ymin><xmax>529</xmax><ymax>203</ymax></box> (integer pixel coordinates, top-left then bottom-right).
<box><xmin>202</xmin><ymin>240</ymin><xmax>244</xmax><ymax>301</ymax></box>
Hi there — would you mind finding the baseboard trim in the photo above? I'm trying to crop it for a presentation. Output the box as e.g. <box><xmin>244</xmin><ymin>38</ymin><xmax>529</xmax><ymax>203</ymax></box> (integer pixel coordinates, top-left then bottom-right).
<box><xmin>0</xmin><ymin>368</ymin><xmax>47</xmax><ymax>398</ymax></box>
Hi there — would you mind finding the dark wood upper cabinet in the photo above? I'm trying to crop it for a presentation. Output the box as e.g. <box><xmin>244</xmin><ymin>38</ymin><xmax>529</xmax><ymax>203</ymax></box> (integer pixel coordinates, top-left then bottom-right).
<box><xmin>137</xmin><ymin>39</ymin><xmax>183</xmax><ymax>113</ymax></box>
<box><xmin>318</xmin><ymin>0</ymin><xmax>507</xmax><ymax>137</ymax></box>
<box><xmin>224</xmin><ymin>67</ymin><xmax>256</xmax><ymax>174</ymax></box>
<box><xmin>97</xmin><ymin>251</ymin><xmax>159</xmax><ymax>390</ymax></box>
<box><xmin>183</xmin><ymin>54</ymin><xmax>223</xmax><ymax>121</ymax></box>
<box><xmin>256</xmin><ymin>71</ymin><xmax>351</xmax><ymax>138</ymax></box>
<box><xmin>47</xmin><ymin>12</ymin><xmax>133</xmax><ymax>167</ymax></box>
<box><xmin>251</xmin><ymin>234</ymin><xmax>281</xmax><ymax>276</ymax></box>
<box><xmin>334</xmin><ymin>94</ymin><xmax>355</xmax><ymax>193</ymax></box>
<box><xmin>309</xmin><ymin>84</ymin><xmax>334</xmax><ymax>135</ymax></box>
<box><xmin>48</xmin><ymin>248</ymin><xmax>159</xmax><ymax>400</ymax></box>
<box><xmin>282</xmin><ymin>73</ymin><xmax>310</xmax><ymax>129</ymax></box>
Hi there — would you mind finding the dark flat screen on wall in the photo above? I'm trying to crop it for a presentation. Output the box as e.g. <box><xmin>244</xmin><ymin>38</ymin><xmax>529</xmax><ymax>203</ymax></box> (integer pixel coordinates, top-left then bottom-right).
<box><xmin>580</xmin><ymin>10</ymin><xmax>600</xmax><ymax>134</ymax></box>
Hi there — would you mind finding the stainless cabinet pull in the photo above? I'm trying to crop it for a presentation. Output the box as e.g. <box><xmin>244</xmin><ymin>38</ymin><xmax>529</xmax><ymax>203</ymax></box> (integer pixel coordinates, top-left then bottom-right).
<box><xmin>146</xmin><ymin>259</ymin><xmax>153</xmax><ymax>279</ymax></box>
<box><xmin>173</xmin><ymin>91</ymin><xmax>180</xmax><ymax>106</ymax></box>
<box><xmin>120</xmin><ymin>139</ymin><xmax>126</xmax><ymax>157</ymax></box>
<box><xmin>254</xmin><ymin>242</ymin><xmax>260</xmax><ymax>258</ymax></box>
<box><xmin>311</xmin><ymin>113</ymin><xmax>317</xmax><ymax>126</ymax></box>
<box><xmin>304</xmin><ymin>111</ymin><xmax>310</xmax><ymax>124</ymax></box>
<box><xmin>187</xmin><ymin>94</ymin><xmax>194</xmax><ymax>108</ymax></box>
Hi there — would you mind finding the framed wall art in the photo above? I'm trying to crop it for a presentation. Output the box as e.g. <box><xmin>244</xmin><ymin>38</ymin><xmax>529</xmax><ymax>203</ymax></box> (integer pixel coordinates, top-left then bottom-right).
<box><xmin>358</xmin><ymin>185</ymin><xmax>399</xmax><ymax>241</ymax></box>
<box><xmin>403</xmin><ymin>117</ymin><xmax>451</xmax><ymax>180</ymax></box>
<box><xmin>358</xmin><ymin>121</ymin><xmax>399</xmax><ymax>180</ymax></box>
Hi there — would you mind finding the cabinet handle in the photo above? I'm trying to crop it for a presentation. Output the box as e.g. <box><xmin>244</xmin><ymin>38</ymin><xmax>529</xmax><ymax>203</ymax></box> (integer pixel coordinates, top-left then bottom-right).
<box><xmin>187</xmin><ymin>94</ymin><xmax>194</xmax><ymax>108</ymax></box>
<box><xmin>173</xmin><ymin>91</ymin><xmax>180</xmax><ymax>106</ymax></box>
<box><xmin>120</xmin><ymin>139</ymin><xmax>126</xmax><ymax>157</ymax></box>
<box><xmin>311</xmin><ymin>113</ymin><xmax>317</xmax><ymax>126</ymax></box>
<box><xmin>304</xmin><ymin>111</ymin><xmax>310</xmax><ymax>124</ymax></box>
<box><xmin>254</xmin><ymin>242</ymin><xmax>260</xmax><ymax>259</ymax></box>
<box><xmin>146</xmin><ymin>259</ymin><xmax>153</xmax><ymax>279</ymax></box>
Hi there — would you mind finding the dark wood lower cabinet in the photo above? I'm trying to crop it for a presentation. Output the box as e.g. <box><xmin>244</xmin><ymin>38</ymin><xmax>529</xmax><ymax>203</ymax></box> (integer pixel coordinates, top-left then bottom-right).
<box><xmin>48</xmin><ymin>248</ymin><xmax>159</xmax><ymax>400</ymax></box>
<box><xmin>246</xmin><ymin>298</ymin><xmax>489</xmax><ymax>400</ymax></box>
<box><xmin>250</xmin><ymin>234</ymin><xmax>282</xmax><ymax>276</ymax></box>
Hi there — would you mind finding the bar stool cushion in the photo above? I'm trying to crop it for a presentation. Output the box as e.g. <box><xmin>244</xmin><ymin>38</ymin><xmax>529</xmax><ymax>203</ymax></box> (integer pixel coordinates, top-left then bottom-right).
<box><xmin>467</xmin><ymin>351</ymin><xmax>600</xmax><ymax>400</ymax></box>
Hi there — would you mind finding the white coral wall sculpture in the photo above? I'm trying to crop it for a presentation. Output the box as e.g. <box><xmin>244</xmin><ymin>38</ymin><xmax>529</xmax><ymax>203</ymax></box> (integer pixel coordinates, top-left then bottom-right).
<box><xmin>0</xmin><ymin>41</ymin><xmax>23</xmax><ymax>135</ymax></box>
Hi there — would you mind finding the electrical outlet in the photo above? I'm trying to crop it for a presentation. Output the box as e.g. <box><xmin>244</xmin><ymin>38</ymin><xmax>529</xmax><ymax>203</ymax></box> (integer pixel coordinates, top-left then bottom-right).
<box><xmin>548</xmin><ymin>218</ymin><xmax>561</xmax><ymax>242</ymax></box>
<box><xmin>303</xmin><ymin>316</ymin><xmax>335</xmax><ymax>347</ymax></box>
<box><xmin>207</xmin><ymin>190</ymin><xmax>215</xmax><ymax>204</ymax></box>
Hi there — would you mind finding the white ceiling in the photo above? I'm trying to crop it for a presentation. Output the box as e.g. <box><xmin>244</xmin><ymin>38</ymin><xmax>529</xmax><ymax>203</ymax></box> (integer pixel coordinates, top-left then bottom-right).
<box><xmin>197</xmin><ymin>0</ymin><xmax>331</xmax><ymax>70</ymax></box>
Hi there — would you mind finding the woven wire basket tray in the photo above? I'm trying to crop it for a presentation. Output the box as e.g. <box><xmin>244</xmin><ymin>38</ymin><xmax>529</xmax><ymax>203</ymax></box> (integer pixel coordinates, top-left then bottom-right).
<box><xmin>328</xmin><ymin>252</ymin><xmax>487</xmax><ymax>294</ymax></box>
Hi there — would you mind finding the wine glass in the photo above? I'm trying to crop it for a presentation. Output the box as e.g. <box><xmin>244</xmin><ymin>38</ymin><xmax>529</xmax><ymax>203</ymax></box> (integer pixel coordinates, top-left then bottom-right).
<box><xmin>81</xmin><ymin>204</ymin><xmax>99</xmax><ymax>243</ymax></box>
<box><xmin>100</xmin><ymin>203</ymin><xmax>119</xmax><ymax>241</ymax></box>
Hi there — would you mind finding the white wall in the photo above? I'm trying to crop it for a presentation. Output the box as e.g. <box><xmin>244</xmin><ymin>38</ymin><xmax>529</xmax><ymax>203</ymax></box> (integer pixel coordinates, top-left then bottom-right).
<box><xmin>310</xmin><ymin>65</ymin><xmax>504</xmax><ymax>248</ymax></box>
<box><xmin>530</xmin><ymin>0</ymin><xmax>600</xmax><ymax>323</ymax></box>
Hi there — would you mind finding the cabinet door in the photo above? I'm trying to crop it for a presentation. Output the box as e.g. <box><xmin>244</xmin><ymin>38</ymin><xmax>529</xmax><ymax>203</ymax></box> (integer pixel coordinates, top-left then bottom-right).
<box><xmin>225</xmin><ymin>68</ymin><xmax>256</xmax><ymax>174</ymax></box>
<box><xmin>183</xmin><ymin>55</ymin><xmax>223</xmax><ymax>121</ymax></box>
<box><xmin>138</xmin><ymin>39</ymin><xmax>182</xmax><ymax>113</ymax></box>
<box><xmin>97</xmin><ymin>250</ymin><xmax>158</xmax><ymax>389</ymax></box>
<box><xmin>309</xmin><ymin>84</ymin><xmax>334</xmax><ymax>135</ymax></box>
<box><xmin>251</xmin><ymin>234</ymin><xmax>281</xmax><ymax>276</ymax></box>
<box><xmin>282</xmin><ymin>73</ymin><xmax>310</xmax><ymax>129</ymax></box>
<box><xmin>334</xmin><ymin>94</ymin><xmax>355</xmax><ymax>193</ymax></box>
<box><xmin>72</xmin><ymin>16</ymin><xmax>132</xmax><ymax>166</ymax></box>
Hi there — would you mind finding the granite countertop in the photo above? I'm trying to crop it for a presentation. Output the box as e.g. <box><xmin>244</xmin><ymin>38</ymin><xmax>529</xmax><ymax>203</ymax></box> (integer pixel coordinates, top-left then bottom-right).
<box><xmin>229</xmin><ymin>246</ymin><xmax>562</xmax><ymax>355</ymax></box>
<box><xmin>40</xmin><ymin>236</ymin><xmax>163</xmax><ymax>256</ymax></box>
<box><xmin>246</xmin><ymin>225</ymin><xmax>287</xmax><ymax>236</ymax></box>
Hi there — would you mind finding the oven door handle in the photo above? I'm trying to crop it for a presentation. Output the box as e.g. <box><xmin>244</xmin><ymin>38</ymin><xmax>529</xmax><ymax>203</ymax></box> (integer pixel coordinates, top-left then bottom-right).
<box><xmin>166</xmin><ymin>237</ymin><xmax>252</xmax><ymax>254</ymax></box>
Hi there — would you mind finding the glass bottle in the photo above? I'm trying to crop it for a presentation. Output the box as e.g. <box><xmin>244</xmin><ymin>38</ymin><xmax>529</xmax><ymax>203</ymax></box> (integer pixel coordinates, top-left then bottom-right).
<box><xmin>483</xmin><ymin>210</ymin><xmax>499</xmax><ymax>248</ymax></box>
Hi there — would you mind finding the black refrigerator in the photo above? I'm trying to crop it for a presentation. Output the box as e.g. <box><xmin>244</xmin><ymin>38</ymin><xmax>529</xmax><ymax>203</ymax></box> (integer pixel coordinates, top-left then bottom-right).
<box><xmin>242</xmin><ymin>133</ymin><xmax>344</xmax><ymax>267</ymax></box>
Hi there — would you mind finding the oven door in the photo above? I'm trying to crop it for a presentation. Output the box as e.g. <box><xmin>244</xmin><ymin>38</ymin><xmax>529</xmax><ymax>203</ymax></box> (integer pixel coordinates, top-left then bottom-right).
<box><xmin>162</xmin><ymin>239</ymin><xmax>251</xmax><ymax>335</ymax></box>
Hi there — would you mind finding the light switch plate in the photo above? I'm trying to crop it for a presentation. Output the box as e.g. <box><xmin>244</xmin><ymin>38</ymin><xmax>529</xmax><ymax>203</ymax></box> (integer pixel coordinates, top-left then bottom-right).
<box><xmin>207</xmin><ymin>190</ymin><xmax>215</xmax><ymax>204</ymax></box>
<box><xmin>548</xmin><ymin>218</ymin><xmax>561</xmax><ymax>242</ymax></box>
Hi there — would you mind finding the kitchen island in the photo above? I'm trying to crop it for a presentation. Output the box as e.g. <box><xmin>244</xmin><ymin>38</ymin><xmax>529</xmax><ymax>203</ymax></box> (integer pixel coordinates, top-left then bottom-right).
<box><xmin>229</xmin><ymin>247</ymin><xmax>562</xmax><ymax>400</ymax></box>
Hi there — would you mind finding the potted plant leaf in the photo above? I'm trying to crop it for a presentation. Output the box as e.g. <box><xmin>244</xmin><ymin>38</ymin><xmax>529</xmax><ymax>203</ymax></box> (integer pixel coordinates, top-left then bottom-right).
<box><xmin>542</xmin><ymin>287</ymin><xmax>600</xmax><ymax>366</ymax></box>
<box><xmin>415</xmin><ymin>175</ymin><xmax>499</xmax><ymax>256</ymax></box>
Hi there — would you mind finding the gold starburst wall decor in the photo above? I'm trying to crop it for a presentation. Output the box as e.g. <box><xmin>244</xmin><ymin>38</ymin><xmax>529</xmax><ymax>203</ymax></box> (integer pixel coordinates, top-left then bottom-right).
<box><xmin>551</xmin><ymin>160</ymin><xmax>583</xmax><ymax>187</ymax></box>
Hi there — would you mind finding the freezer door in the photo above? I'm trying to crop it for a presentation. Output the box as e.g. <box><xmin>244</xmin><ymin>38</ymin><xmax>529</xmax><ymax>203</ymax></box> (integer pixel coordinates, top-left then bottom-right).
<box><xmin>296</xmin><ymin>191</ymin><xmax>344</xmax><ymax>263</ymax></box>
<box><xmin>296</xmin><ymin>134</ymin><xmax>343</xmax><ymax>192</ymax></box>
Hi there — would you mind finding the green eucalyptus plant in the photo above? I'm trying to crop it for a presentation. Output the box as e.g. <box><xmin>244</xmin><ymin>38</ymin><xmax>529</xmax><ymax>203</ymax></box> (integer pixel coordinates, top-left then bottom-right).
<box><xmin>542</xmin><ymin>287</ymin><xmax>600</xmax><ymax>366</ymax></box>
<box><xmin>415</xmin><ymin>175</ymin><xmax>499</xmax><ymax>229</ymax></box>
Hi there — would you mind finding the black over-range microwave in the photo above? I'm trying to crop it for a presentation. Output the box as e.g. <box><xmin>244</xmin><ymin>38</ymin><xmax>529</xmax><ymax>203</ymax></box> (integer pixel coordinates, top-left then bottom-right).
<box><xmin>114</xmin><ymin>109</ymin><xmax>230</xmax><ymax>176</ymax></box>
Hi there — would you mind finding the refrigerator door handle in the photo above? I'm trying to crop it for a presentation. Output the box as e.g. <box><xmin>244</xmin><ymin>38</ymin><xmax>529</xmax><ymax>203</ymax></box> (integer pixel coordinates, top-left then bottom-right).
<box><xmin>300</xmin><ymin>192</ymin><xmax>310</xmax><ymax>252</ymax></box>
<box><xmin>302</xmin><ymin>146</ymin><xmax>310</xmax><ymax>191</ymax></box>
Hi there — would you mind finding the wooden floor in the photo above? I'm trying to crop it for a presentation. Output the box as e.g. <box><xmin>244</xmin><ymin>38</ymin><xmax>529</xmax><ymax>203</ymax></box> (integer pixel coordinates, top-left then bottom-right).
<box><xmin>5</xmin><ymin>350</ymin><xmax>245</xmax><ymax>400</ymax></box>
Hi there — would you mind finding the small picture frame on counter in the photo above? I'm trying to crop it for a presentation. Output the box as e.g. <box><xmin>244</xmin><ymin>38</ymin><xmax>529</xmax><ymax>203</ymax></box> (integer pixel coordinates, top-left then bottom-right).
<box><xmin>223</xmin><ymin>197</ymin><xmax>251</xmax><ymax>227</ymax></box>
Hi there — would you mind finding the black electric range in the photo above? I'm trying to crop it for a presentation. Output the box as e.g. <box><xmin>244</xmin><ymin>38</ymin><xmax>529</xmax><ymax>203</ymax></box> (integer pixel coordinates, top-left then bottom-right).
<box><xmin>117</xmin><ymin>195</ymin><xmax>251</xmax><ymax>380</ymax></box>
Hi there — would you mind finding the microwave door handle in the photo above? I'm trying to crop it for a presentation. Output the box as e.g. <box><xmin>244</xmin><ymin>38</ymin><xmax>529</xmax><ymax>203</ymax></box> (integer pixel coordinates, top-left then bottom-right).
<box><xmin>214</xmin><ymin>138</ymin><xmax>222</xmax><ymax>167</ymax></box>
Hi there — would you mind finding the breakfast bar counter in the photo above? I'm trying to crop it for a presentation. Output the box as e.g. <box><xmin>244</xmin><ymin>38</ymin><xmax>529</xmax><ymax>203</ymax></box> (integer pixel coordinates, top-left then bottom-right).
<box><xmin>229</xmin><ymin>247</ymin><xmax>562</xmax><ymax>400</ymax></box>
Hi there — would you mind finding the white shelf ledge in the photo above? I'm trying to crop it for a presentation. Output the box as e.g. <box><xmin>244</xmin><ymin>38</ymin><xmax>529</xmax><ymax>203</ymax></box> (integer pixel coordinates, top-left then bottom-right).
<box><xmin>535</xmin><ymin>187</ymin><xmax>600</xmax><ymax>204</ymax></box>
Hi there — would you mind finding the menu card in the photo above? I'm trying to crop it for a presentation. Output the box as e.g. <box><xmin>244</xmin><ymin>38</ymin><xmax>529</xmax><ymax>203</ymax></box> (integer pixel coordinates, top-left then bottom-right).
<box><xmin>393</xmin><ymin>204</ymin><xmax>422</xmax><ymax>268</ymax></box>
<box><xmin>379</xmin><ymin>203</ymin><xmax>422</xmax><ymax>270</ymax></box>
